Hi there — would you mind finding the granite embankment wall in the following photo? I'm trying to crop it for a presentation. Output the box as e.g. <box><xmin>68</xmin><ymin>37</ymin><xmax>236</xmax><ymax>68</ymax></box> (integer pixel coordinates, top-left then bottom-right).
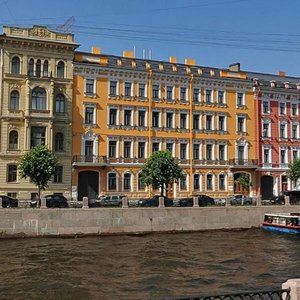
<box><xmin>0</xmin><ymin>206</ymin><xmax>298</xmax><ymax>238</ymax></box>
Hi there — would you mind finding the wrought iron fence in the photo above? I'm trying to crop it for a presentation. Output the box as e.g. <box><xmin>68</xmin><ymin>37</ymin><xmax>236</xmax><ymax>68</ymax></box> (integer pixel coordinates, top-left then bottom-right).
<box><xmin>174</xmin><ymin>288</ymin><xmax>290</xmax><ymax>300</ymax></box>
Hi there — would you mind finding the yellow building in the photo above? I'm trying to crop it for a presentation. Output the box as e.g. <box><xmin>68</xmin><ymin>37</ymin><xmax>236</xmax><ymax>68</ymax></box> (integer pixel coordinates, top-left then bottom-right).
<box><xmin>0</xmin><ymin>26</ymin><xmax>78</xmax><ymax>200</ymax></box>
<box><xmin>72</xmin><ymin>49</ymin><xmax>257</xmax><ymax>200</ymax></box>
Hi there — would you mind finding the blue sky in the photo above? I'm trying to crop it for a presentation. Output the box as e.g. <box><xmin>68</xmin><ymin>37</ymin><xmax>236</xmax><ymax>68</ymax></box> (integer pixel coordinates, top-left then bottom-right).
<box><xmin>1</xmin><ymin>0</ymin><xmax>300</xmax><ymax>76</ymax></box>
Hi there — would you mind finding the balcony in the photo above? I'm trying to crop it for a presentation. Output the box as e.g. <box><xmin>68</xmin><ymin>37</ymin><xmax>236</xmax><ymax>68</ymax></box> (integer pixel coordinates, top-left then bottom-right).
<box><xmin>229</xmin><ymin>159</ymin><xmax>258</xmax><ymax>168</ymax></box>
<box><xmin>72</xmin><ymin>155</ymin><xmax>107</xmax><ymax>167</ymax></box>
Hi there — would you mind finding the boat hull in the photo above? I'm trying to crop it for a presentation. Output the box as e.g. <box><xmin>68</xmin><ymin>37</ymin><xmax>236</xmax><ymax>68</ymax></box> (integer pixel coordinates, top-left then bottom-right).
<box><xmin>261</xmin><ymin>224</ymin><xmax>300</xmax><ymax>235</ymax></box>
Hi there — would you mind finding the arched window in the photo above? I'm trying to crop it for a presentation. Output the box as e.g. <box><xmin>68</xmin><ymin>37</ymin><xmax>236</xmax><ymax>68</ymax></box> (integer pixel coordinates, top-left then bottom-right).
<box><xmin>57</xmin><ymin>61</ymin><xmax>65</xmax><ymax>78</ymax></box>
<box><xmin>206</xmin><ymin>174</ymin><xmax>213</xmax><ymax>191</ymax></box>
<box><xmin>138</xmin><ymin>173</ymin><xmax>146</xmax><ymax>191</ymax></box>
<box><xmin>9</xmin><ymin>130</ymin><xmax>18</xmax><ymax>150</ymax></box>
<box><xmin>28</xmin><ymin>58</ymin><xmax>34</xmax><ymax>76</ymax></box>
<box><xmin>7</xmin><ymin>164</ymin><xmax>17</xmax><ymax>182</ymax></box>
<box><xmin>43</xmin><ymin>60</ymin><xmax>48</xmax><ymax>77</ymax></box>
<box><xmin>219</xmin><ymin>174</ymin><xmax>225</xmax><ymax>190</ymax></box>
<box><xmin>55</xmin><ymin>132</ymin><xmax>64</xmax><ymax>152</ymax></box>
<box><xmin>123</xmin><ymin>173</ymin><xmax>131</xmax><ymax>191</ymax></box>
<box><xmin>11</xmin><ymin>56</ymin><xmax>20</xmax><ymax>74</ymax></box>
<box><xmin>193</xmin><ymin>173</ymin><xmax>200</xmax><ymax>191</ymax></box>
<box><xmin>55</xmin><ymin>94</ymin><xmax>65</xmax><ymax>113</ymax></box>
<box><xmin>180</xmin><ymin>173</ymin><xmax>187</xmax><ymax>190</ymax></box>
<box><xmin>31</xmin><ymin>87</ymin><xmax>46</xmax><ymax>110</ymax></box>
<box><xmin>36</xmin><ymin>59</ymin><xmax>41</xmax><ymax>77</ymax></box>
<box><xmin>108</xmin><ymin>173</ymin><xmax>117</xmax><ymax>191</ymax></box>
<box><xmin>10</xmin><ymin>90</ymin><xmax>19</xmax><ymax>110</ymax></box>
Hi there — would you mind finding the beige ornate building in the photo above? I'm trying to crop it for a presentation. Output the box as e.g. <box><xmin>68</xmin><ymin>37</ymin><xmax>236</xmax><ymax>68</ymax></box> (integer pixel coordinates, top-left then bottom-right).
<box><xmin>0</xmin><ymin>26</ymin><xmax>78</xmax><ymax>200</ymax></box>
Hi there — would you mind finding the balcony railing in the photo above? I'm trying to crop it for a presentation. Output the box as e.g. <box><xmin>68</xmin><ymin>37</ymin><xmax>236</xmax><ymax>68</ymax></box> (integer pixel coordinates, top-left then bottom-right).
<box><xmin>229</xmin><ymin>159</ymin><xmax>258</xmax><ymax>167</ymax></box>
<box><xmin>72</xmin><ymin>155</ymin><xmax>107</xmax><ymax>164</ymax></box>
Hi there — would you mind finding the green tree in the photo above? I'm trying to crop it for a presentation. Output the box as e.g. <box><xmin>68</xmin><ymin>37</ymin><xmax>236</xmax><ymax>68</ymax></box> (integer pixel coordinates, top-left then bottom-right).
<box><xmin>18</xmin><ymin>145</ymin><xmax>58</xmax><ymax>199</ymax></box>
<box><xmin>140</xmin><ymin>150</ymin><xmax>184</xmax><ymax>196</ymax></box>
<box><xmin>288</xmin><ymin>157</ymin><xmax>300</xmax><ymax>186</ymax></box>
<box><xmin>235</xmin><ymin>173</ymin><xmax>251</xmax><ymax>191</ymax></box>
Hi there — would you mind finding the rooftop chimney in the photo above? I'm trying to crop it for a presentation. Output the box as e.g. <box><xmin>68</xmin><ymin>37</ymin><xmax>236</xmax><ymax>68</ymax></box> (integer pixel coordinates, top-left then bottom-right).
<box><xmin>278</xmin><ymin>71</ymin><xmax>286</xmax><ymax>77</ymax></box>
<box><xmin>229</xmin><ymin>63</ymin><xmax>240</xmax><ymax>72</ymax></box>
<box><xmin>185</xmin><ymin>58</ymin><xmax>196</xmax><ymax>66</ymax></box>
<box><xmin>123</xmin><ymin>51</ymin><xmax>134</xmax><ymax>58</ymax></box>
<box><xmin>169</xmin><ymin>56</ymin><xmax>177</xmax><ymax>64</ymax></box>
<box><xmin>91</xmin><ymin>47</ymin><xmax>101</xmax><ymax>54</ymax></box>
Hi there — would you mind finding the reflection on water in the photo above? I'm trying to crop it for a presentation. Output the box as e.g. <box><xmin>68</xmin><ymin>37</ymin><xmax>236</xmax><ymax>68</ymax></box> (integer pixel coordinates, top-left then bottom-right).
<box><xmin>0</xmin><ymin>228</ymin><xmax>299</xmax><ymax>300</ymax></box>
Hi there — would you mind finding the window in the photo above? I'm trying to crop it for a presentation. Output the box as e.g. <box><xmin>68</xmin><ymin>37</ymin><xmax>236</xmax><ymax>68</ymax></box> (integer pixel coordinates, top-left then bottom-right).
<box><xmin>7</xmin><ymin>193</ymin><xmax>17</xmax><ymax>198</ymax></box>
<box><xmin>9</xmin><ymin>130</ymin><xmax>18</xmax><ymax>150</ymax></box>
<box><xmin>280</xmin><ymin>149</ymin><xmax>286</xmax><ymax>163</ymax></box>
<box><xmin>55</xmin><ymin>94</ymin><xmax>65</xmax><ymax>113</ymax></box>
<box><xmin>85</xmin><ymin>106</ymin><xmax>95</xmax><ymax>124</ymax></box>
<box><xmin>293</xmin><ymin>150</ymin><xmax>298</xmax><ymax>160</ymax></box>
<box><xmin>205</xmin><ymin>89</ymin><xmax>212</xmax><ymax>103</ymax></box>
<box><xmin>263</xmin><ymin>101</ymin><xmax>269</xmax><ymax>114</ymax></box>
<box><xmin>36</xmin><ymin>59</ymin><xmax>41</xmax><ymax>77</ymax></box>
<box><xmin>31</xmin><ymin>126</ymin><xmax>46</xmax><ymax>147</ymax></box>
<box><xmin>206</xmin><ymin>174</ymin><xmax>213</xmax><ymax>190</ymax></box>
<box><xmin>193</xmin><ymin>144</ymin><xmax>200</xmax><ymax>160</ymax></box>
<box><xmin>237</xmin><ymin>92</ymin><xmax>244</xmax><ymax>106</ymax></box>
<box><xmin>292</xmin><ymin>103</ymin><xmax>298</xmax><ymax>116</ymax></box>
<box><xmin>237</xmin><ymin>117</ymin><xmax>245</xmax><ymax>132</ymax></box>
<box><xmin>152</xmin><ymin>142</ymin><xmax>159</xmax><ymax>153</ymax></box>
<box><xmin>85</xmin><ymin>140</ymin><xmax>94</xmax><ymax>161</ymax></box>
<box><xmin>166</xmin><ymin>112</ymin><xmax>173</xmax><ymax>128</ymax></box>
<box><xmin>218</xmin><ymin>116</ymin><xmax>225</xmax><ymax>131</ymax></box>
<box><xmin>152</xmin><ymin>111</ymin><xmax>160</xmax><ymax>127</ymax></box>
<box><xmin>109</xmin><ymin>141</ymin><xmax>117</xmax><ymax>158</ymax></box>
<box><xmin>193</xmin><ymin>88</ymin><xmax>200</xmax><ymax>102</ymax></box>
<box><xmin>123</xmin><ymin>173</ymin><xmax>131</xmax><ymax>191</ymax></box>
<box><xmin>180</xmin><ymin>87</ymin><xmax>187</xmax><ymax>101</ymax></box>
<box><xmin>152</xmin><ymin>84</ymin><xmax>159</xmax><ymax>99</ymax></box>
<box><xmin>166</xmin><ymin>142</ymin><xmax>173</xmax><ymax>154</ymax></box>
<box><xmin>180</xmin><ymin>144</ymin><xmax>187</xmax><ymax>159</ymax></box>
<box><xmin>166</xmin><ymin>86</ymin><xmax>173</xmax><ymax>100</ymax></box>
<box><xmin>138</xmin><ymin>142</ymin><xmax>145</xmax><ymax>158</ymax></box>
<box><xmin>53</xmin><ymin>166</ymin><xmax>63</xmax><ymax>183</ymax></box>
<box><xmin>124</xmin><ymin>82</ymin><xmax>132</xmax><ymax>97</ymax></box>
<box><xmin>263</xmin><ymin>123</ymin><xmax>270</xmax><ymax>137</ymax></box>
<box><xmin>194</xmin><ymin>174</ymin><xmax>200</xmax><ymax>190</ymax></box>
<box><xmin>108</xmin><ymin>173</ymin><xmax>117</xmax><ymax>190</ymax></box>
<box><xmin>219</xmin><ymin>145</ymin><xmax>225</xmax><ymax>160</ymax></box>
<box><xmin>206</xmin><ymin>144</ymin><xmax>212</xmax><ymax>160</ymax></box>
<box><xmin>180</xmin><ymin>113</ymin><xmax>187</xmax><ymax>129</ymax></box>
<box><xmin>279</xmin><ymin>123</ymin><xmax>286</xmax><ymax>138</ymax></box>
<box><xmin>279</xmin><ymin>102</ymin><xmax>286</xmax><ymax>115</ymax></box>
<box><xmin>138</xmin><ymin>110</ymin><xmax>146</xmax><ymax>127</ymax></box>
<box><xmin>292</xmin><ymin>124</ymin><xmax>298</xmax><ymax>139</ymax></box>
<box><xmin>124</xmin><ymin>110</ymin><xmax>132</xmax><ymax>126</ymax></box>
<box><xmin>263</xmin><ymin>148</ymin><xmax>270</xmax><ymax>163</ymax></box>
<box><xmin>54</xmin><ymin>132</ymin><xmax>64</xmax><ymax>151</ymax></box>
<box><xmin>28</xmin><ymin>58</ymin><xmax>34</xmax><ymax>76</ymax></box>
<box><xmin>43</xmin><ymin>60</ymin><xmax>48</xmax><ymax>77</ymax></box>
<box><xmin>138</xmin><ymin>173</ymin><xmax>146</xmax><ymax>190</ymax></box>
<box><xmin>7</xmin><ymin>165</ymin><xmax>17</xmax><ymax>182</ymax></box>
<box><xmin>180</xmin><ymin>174</ymin><xmax>187</xmax><ymax>190</ymax></box>
<box><xmin>123</xmin><ymin>141</ymin><xmax>131</xmax><ymax>158</ymax></box>
<box><xmin>85</xmin><ymin>79</ymin><xmax>95</xmax><ymax>95</ymax></box>
<box><xmin>139</xmin><ymin>83</ymin><xmax>146</xmax><ymax>98</ymax></box>
<box><xmin>11</xmin><ymin>56</ymin><xmax>20</xmax><ymax>74</ymax></box>
<box><xmin>109</xmin><ymin>108</ymin><xmax>117</xmax><ymax>125</ymax></box>
<box><xmin>219</xmin><ymin>174</ymin><xmax>225</xmax><ymax>190</ymax></box>
<box><xmin>57</xmin><ymin>61</ymin><xmax>65</xmax><ymax>78</ymax></box>
<box><xmin>206</xmin><ymin>115</ymin><xmax>212</xmax><ymax>130</ymax></box>
<box><xmin>31</xmin><ymin>87</ymin><xmax>46</xmax><ymax>110</ymax></box>
<box><xmin>10</xmin><ymin>90</ymin><xmax>19</xmax><ymax>110</ymax></box>
<box><xmin>193</xmin><ymin>114</ymin><xmax>200</xmax><ymax>130</ymax></box>
<box><xmin>110</xmin><ymin>81</ymin><xmax>117</xmax><ymax>96</ymax></box>
<box><xmin>218</xmin><ymin>91</ymin><xmax>224</xmax><ymax>104</ymax></box>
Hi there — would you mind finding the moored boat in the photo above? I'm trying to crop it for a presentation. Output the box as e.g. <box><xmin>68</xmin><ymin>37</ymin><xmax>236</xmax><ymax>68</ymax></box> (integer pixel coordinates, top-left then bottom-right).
<box><xmin>261</xmin><ymin>213</ymin><xmax>300</xmax><ymax>235</ymax></box>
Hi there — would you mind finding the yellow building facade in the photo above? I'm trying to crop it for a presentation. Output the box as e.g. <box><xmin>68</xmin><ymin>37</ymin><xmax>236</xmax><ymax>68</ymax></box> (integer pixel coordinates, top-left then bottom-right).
<box><xmin>0</xmin><ymin>26</ymin><xmax>77</xmax><ymax>200</ymax></box>
<box><xmin>72</xmin><ymin>50</ymin><xmax>258</xmax><ymax>200</ymax></box>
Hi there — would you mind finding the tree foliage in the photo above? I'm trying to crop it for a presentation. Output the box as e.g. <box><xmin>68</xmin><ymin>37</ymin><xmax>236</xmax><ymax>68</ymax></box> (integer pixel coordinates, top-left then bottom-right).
<box><xmin>288</xmin><ymin>157</ymin><xmax>300</xmax><ymax>185</ymax></box>
<box><xmin>18</xmin><ymin>145</ymin><xmax>58</xmax><ymax>198</ymax></box>
<box><xmin>140</xmin><ymin>150</ymin><xmax>184</xmax><ymax>196</ymax></box>
<box><xmin>235</xmin><ymin>173</ymin><xmax>251</xmax><ymax>191</ymax></box>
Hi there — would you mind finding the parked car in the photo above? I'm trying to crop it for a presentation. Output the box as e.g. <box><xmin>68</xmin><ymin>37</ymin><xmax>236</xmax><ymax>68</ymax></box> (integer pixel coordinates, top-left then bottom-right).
<box><xmin>138</xmin><ymin>195</ymin><xmax>173</xmax><ymax>207</ymax></box>
<box><xmin>89</xmin><ymin>194</ymin><xmax>126</xmax><ymax>207</ymax></box>
<box><xmin>270</xmin><ymin>191</ymin><xmax>300</xmax><ymax>205</ymax></box>
<box><xmin>30</xmin><ymin>194</ymin><xmax>69</xmax><ymax>208</ymax></box>
<box><xmin>229</xmin><ymin>194</ymin><xmax>254</xmax><ymax>205</ymax></box>
<box><xmin>177</xmin><ymin>195</ymin><xmax>215</xmax><ymax>207</ymax></box>
<box><xmin>0</xmin><ymin>195</ymin><xmax>18</xmax><ymax>208</ymax></box>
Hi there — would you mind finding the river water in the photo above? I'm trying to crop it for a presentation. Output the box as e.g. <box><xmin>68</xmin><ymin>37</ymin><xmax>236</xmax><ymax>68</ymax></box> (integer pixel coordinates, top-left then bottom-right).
<box><xmin>0</xmin><ymin>228</ymin><xmax>299</xmax><ymax>300</ymax></box>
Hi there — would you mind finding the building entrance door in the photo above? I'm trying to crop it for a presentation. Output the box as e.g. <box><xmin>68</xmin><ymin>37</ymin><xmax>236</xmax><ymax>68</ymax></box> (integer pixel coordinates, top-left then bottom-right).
<box><xmin>261</xmin><ymin>175</ymin><xmax>273</xmax><ymax>200</ymax></box>
<box><xmin>78</xmin><ymin>171</ymin><xmax>99</xmax><ymax>201</ymax></box>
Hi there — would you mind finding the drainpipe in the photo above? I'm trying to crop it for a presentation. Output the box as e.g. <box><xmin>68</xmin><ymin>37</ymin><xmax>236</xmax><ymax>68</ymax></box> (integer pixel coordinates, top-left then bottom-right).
<box><xmin>189</xmin><ymin>74</ymin><xmax>194</xmax><ymax>196</ymax></box>
<box><xmin>147</xmin><ymin>69</ymin><xmax>153</xmax><ymax>197</ymax></box>
<box><xmin>0</xmin><ymin>48</ymin><xmax>3</xmax><ymax>153</ymax></box>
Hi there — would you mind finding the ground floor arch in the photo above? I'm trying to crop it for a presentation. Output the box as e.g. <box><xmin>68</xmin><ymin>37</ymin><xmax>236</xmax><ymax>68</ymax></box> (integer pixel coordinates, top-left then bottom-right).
<box><xmin>261</xmin><ymin>175</ymin><xmax>274</xmax><ymax>200</ymax></box>
<box><xmin>78</xmin><ymin>170</ymin><xmax>99</xmax><ymax>201</ymax></box>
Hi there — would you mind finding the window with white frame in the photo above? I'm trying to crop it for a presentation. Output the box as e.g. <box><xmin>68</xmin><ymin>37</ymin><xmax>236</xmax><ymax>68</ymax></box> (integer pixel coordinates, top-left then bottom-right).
<box><xmin>123</xmin><ymin>173</ymin><xmax>132</xmax><ymax>191</ymax></box>
<box><xmin>152</xmin><ymin>84</ymin><xmax>160</xmax><ymax>99</ymax></box>
<box><xmin>7</xmin><ymin>164</ymin><xmax>17</xmax><ymax>182</ymax></box>
<box><xmin>291</xmin><ymin>103</ymin><xmax>298</xmax><ymax>116</ymax></box>
<box><xmin>108</xmin><ymin>140</ymin><xmax>117</xmax><ymax>158</ymax></box>
<box><xmin>124</xmin><ymin>82</ymin><xmax>132</xmax><ymax>97</ymax></box>
<box><xmin>124</xmin><ymin>109</ymin><xmax>132</xmax><ymax>126</ymax></box>
<box><xmin>152</xmin><ymin>142</ymin><xmax>160</xmax><ymax>153</ymax></box>
<box><xmin>193</xmin><ymin>88</ymin><xmax>200</xmax><ymax>103</ymax></box>
<box><xmin>206</xmin><ymin>173</ymin><xmax>213</xmax><ymax>190</ymax></box>
<box><xmin>84</xmin><ymin>105</ymin><xmax>96</xmax><ymax>125</ymax></box>
<box><xmin>263</xmin><ymin>147</ymin><xmax>271</xmax><ymax>163</ymax></box>
<box><xmin>180</xmin><ymin>174</ymin><xmax>187</xmax><ymax>191</ymax></box>
<box><xmin>237</xmin><ymin>92</ymin><xmax>245</xmax><ymax>106</ymax></box>
<box><xmin>219</xmin><ymin>144</ymin><xmax>226</xmax><ymax>161</ymax></box>
<box><xmin>53</xmin><ymin>166</ymin><xmax>63</xmax><ymax>183</ymax></box>
<box><xmin>279</xmin><ymin>122</ymin><xmax>287</xmax><ymax>138</ymax></box>
<box><xmin>166</xmin><ymin>112</ymin><xmax>174</xmax><ymax>128</ymax></box>
<box><xmin>193</xmin><ymin>173</ymin><xmax>200</xmax><ymax>191</ymax></box>
<box><xmin>180</xmin><ymin>87</ymin><xmax>187</xmax><ymax>101</ymax></box>
<box><xmin>206</xmin><ymin>114</ymin><xmax>213</xmax><ymax>130</ymax></box>
<box><xmin>11</xmin><ymin>56</ymin><xmax>20</xmax><ymax>74</ymax></box>
<box><xmin>109</xmin><ymin>80</ymin><xmax>118</xmax><ymax>96</ymax></box>
<box><xmin>180</xmin><ymin>143</ymin><xmax>187</xmax><ymax>159</ymax></box>
<box><xmin>193</xmin><ymin>143</ymin><xmax>200</xmax><ymax>160</ymax></box>
<box><xmin>292</xmin><ymin>123</ymin><xmax>299</xmax><ymax>139</ymax></box>
<box><xmin>279</xmin><ymin>102</ymin><xmax>286</xmax><ymax>115</ymax></box>
<box><xmin>166</xmin><ymin>86</ymin><xmax>174</xmax><ymax>100</ymax></box>
<box><xmin>138</xmin><ymin>173</ymin><xmax>146</xmax><ymax>190</ymax></box>
<box><xmin>108</xmin><ymin>173</ymin><xmax>117</xmax><ymax>191</ymax></box>
<box><xmin>138</xmin><ymin>142</ymin><xmax>146</xmax><ymax>159</ymax></box>
<box><xmin>205</xmin><ymin>89</ymin><xmax>212</xmax><ymax>103</ymax></box>
<box><xmin>218</xmin><ymin>115</ymin><xmax>226</xmax><ymax>131</ymax></box>
<box><xmin>180</xmin><ymin>113</ymin><xmax>187</xmax><ymax>129</ymax></box>
<box><xmin>109</xmin><ymin>107</ymin><xmax>118</xmax><ymax>125</ymax></box>
<box><xmin>166</xmin><ymin>142</ymin><xmax>174</xmax><ymax>156</ymax></box>
<box><xmin>85</xmin><ymin>78</ymin><xmax>95</xmax><ymax>95</ymax></box>
<box><xmin>152</xmin><ymin>111</ymin><xmax>160</xmax><ymax>127</ymax></box>
<box><xmin>292</xmin><ymin>148</ymin><xmax>299</xmax><ymax>160</ymax></box>
<box><xmin>280</xmin><ymin>148</ymin><xmax>287</xmax><ymax>164</ymax></box>
<box><xmin>193</xmin><ymin>114</ymin><xmax>200</xmax><ymax>130</ymax></box>
<box><xmin>123</xmin><ymin>141</ymin><xmax>132</xmax><ymax>158</ymax></box>
<box><xmin>237</xmin><ymin>116</ymin><xmax>246</xmax><ymax>133</ymax></box>
<box><xmin>262</xmin><ymin>101</ymin><xmax>270</xmax><ymax>114</ymax></box>
<box><xmin>262</xmin><ymin>121</ymin><xmax>270</xmax><ymax>138</ymax></box>
<box><xmin>218</xmin><ymin>90</ymin><xmax>225</xmax><ymax>104</ymax></box>
<box><xmin>139</xmin><ymin>83</ymin><xmax>146</xmax><ymax>98</ymax></box>
<box><xmin>206</xmin><ymin>144</ymin><xmax>213</xmax><ymax>160</ymax></box>
<box><xmin>219</xmin><ymin>173</ymin><xmax>225</xmax><ymax>190</ymax></box>
<box><xmin>138</xmin><ymin>110</ymin><xmax>146</xmax><ymax>127</ymax></box>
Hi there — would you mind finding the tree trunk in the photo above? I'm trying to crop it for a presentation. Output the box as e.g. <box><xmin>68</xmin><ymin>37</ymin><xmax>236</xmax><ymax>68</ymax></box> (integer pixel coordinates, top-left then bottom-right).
<box><xmin>160</xmin><ymin>184</ymin><xmax>164</xmax><ymax>197</ymax></box>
